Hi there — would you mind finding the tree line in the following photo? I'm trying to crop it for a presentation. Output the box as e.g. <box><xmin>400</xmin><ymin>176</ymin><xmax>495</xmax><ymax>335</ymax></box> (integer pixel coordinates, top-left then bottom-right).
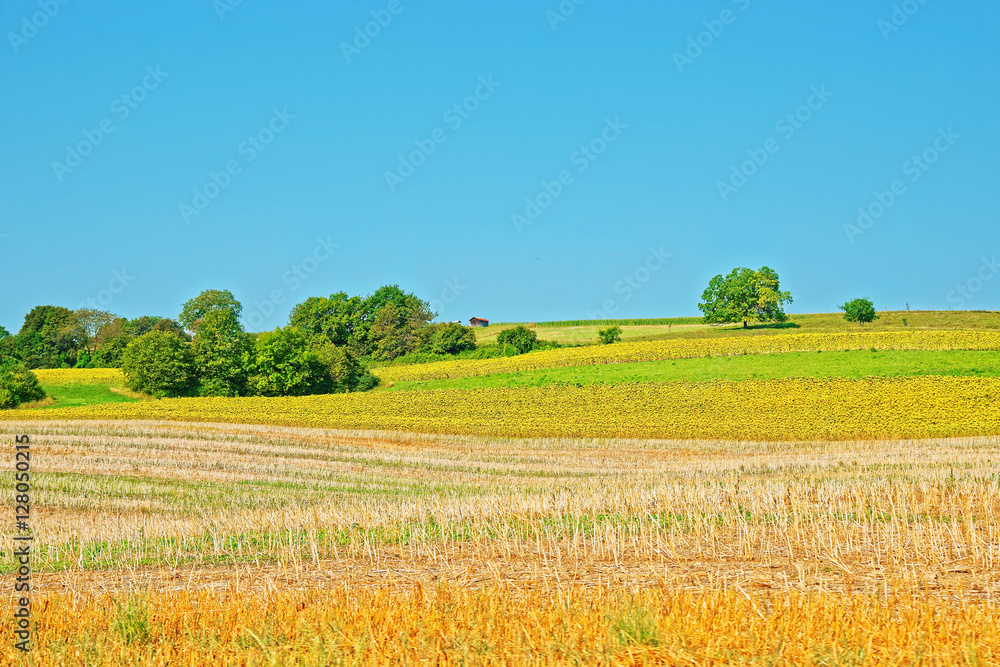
<box><xmin>0</xmin><ymin>284</ymin><xmax>554</xmax><ymax>407</ymax></box>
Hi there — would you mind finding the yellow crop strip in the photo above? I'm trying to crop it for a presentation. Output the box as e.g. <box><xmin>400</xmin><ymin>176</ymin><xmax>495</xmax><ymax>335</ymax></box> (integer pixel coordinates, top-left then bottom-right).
<box><xmin>373</xmin><ymin>330</ymin><xmax>1000</xmax><ymax>382</ymax></box>
<box><xmin>32</xmin><ymin>368</ymin><xmax>125</xmax><ymax>385</ymax></box>
<box><xmin>7</xmin><ymin>376</ymin><xmax>1000</xmax><ymax>441</ymax></box>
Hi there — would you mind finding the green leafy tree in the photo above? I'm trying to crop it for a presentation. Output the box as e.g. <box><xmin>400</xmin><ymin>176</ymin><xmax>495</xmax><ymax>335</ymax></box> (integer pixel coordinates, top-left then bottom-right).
<box><xmin>94</xmin><ymin>332</ymin><xmax>134</xmax><ymax>368</ymax></box>
<box><xmin>120</xmin><ymin>331</ymin><xmax>196</xmax><ymax>398</ymax></box>
<box><xmin>698</xmin><ymin>266</ymin><xmax>793</xmax><ymax>329</ymax></box>
<box><xmin>840</xmin><ymin>297</ymin><xmax>879</xmax><ymax>325</ymax></box>
<box><xmin>597</xmin><ymin>325</ymin><xmax>623</xmax><ymax>344</ymax></box>
<box><xmin>249</xmin><ymin>328</ymin><xmax>332</xmax><ymax>397</ymax></box>
<box><xmin>0</xmin><ymin>362</ymin><xmax>46</xmax><ymax>409</ymax></box>
<box><xmin>358</xmin><ymin>285</ymin><xmax>435</xmax><ymax>357</ymax></box>
<box><xmin>191</xmin><ymin>309</ymin><xmax>251</xmax><ymax>397</ymax></box>
<box><xmin>0</xmin><ymin>327</ymin><xmax>13</xmax><ymax>362</ymax></box>
<box><xmin>426</xmin><ymin>323</ymin><xmax>478</xmax><ymax>355</ymax></box>
<box><xmin>314</xmin><ymin>343</ymin><xmax>379</xmax><ymax>392</ymax></box>
<box><xmin>370</xmin><ymin>302</ymin><xmax>413</xmax><ymax>361</ymax></box>
<box><xmin>73</xmin><ymin>309</ymin><xmax>117</xmax><ymax>355</ymax></box>
<box><xmin>496</xmin><ymin>325</ymin><xmax>539</xmax><ymax>354</ymax></box>
<box><xmin>15</xmin><ymin>305</ymin><xmax>80</xmax><ymax>368</ymax></box>
<box><xmin>288</xmin><ymin>293</ymin><xmax>363</xmax><ymax>347</ymax></box>
<box><xmin>179</xmin><ymin>289</ymin><xmax>243</xmax><ymax>333</ymax></box>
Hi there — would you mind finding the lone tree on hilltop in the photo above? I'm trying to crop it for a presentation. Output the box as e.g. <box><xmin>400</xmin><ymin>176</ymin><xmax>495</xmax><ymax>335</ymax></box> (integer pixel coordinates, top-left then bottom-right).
<box><xmin>698</xmin><ymin>266</ymin><xmax>792</xmax><ymax>329</ymax></box>
<box><xmin>840</xmin><ymin>297</ymin><xmax>879</xmax><ymax>325</ymax></box>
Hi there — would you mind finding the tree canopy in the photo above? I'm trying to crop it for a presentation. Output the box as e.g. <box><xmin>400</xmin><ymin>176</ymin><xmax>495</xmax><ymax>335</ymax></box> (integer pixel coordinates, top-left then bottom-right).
<box><xmin>191</xmin><ymin>309</ymin><xmax>251</xmax><ymax>397</ymax></box>
<box><xmin>121</xmin><ymin>331</ymin><xmax>197</xmax><ymax>398</ymax></box>
<box><xmin>179</xmin><ymin>289</ymin><xmax>243</xmax><ymax>333</ymax></box>
<box><xmin>699</xmin><ymin>266</ymin><xmax>792</xmax><ymax>329</ymax></box>
<box><xmin>15</xmin><ymin>305</ymin><xmax>79</xmax><ymax>368</ymax></box>
<box><xmin>496</xmin><ymin>326</ymin><xmax>539</xmax><ymax>354</ymax></box>
<box><xmin>0</xmin><ymin>361</ymin><xmax>45</xmax><ymax>409</ymax></box>
<box><xmin>840</xmin><ymin>297</ymin><xmax>879</xmax><ymax>324</ymax></box>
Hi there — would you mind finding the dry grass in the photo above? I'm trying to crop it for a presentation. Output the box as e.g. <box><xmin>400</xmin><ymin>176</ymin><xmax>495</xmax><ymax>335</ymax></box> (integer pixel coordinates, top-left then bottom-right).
<box><xmin>2</xmin><ymin>584</ymin><xmax>999</xmax><ymax>664</ymax></box>
<box><xmin>3</xmin><ymin>420</ymin><xmax>1000</xmax><ymax>663</ymax></box>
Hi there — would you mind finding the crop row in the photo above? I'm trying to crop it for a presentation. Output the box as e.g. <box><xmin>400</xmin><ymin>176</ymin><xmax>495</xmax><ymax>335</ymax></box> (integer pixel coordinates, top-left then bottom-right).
<box><xmin>8</xmin><ymin>376</ymin><xmax>1000</xmax><ymax>441</ymax></box>
<box><xmin>374</xmin><ymin>330</ymin><xmax>1000</xmax><ymax>382</ymax></box>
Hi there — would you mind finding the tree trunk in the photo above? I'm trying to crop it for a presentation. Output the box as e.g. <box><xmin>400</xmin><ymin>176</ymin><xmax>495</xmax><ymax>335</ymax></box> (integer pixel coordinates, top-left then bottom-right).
<box><xmin>743</xmin><ymin>320</ymin><xmax>748</xmax><ymax>329</ymax></box>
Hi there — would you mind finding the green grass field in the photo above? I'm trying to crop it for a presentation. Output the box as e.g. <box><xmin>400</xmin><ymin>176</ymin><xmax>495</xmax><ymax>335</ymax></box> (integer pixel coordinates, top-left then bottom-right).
<box><xmin>381</xmin><ymin>348</ymin><xmax>1000</xmax><ymax>391</ymax></box>
<box><xmin>475</xmin><ymin>310</ymin><xmax>1000</xmax><ymax>345</ymax></box>
<box><xmin>13</xmin><ymin>311</ymin><xmax>1000</xmax><ymax>410</ymax></box>
<box><xmin>32</xmin><ymin>371</ymin><xmax>143</xmax><ymax>409</ymax></box>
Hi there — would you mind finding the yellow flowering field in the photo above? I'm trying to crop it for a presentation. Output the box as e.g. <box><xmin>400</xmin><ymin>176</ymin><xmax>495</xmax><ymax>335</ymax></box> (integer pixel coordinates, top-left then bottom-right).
<box><xmin>32</xmin><ymin>368</ymin><xmax>125</xmax><ymax>385</ymax></box>
<box><xmin>7</xmin><ymin>376</ymin><xmax>1000</xmax><ymax>441</ymax></box>
<box><xmin>374</xmin><ymin>330</ymin><xmax>1000</xmax><ymax>382</ymax></box>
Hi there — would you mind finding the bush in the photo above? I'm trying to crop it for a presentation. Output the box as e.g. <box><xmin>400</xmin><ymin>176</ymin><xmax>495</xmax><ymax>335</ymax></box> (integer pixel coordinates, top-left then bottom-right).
<box><xmin>314</xmin><ymin>343</ymin><xmax>379</xmax><ymax>393</ymax></box>
<box><xmin>121</xmin><ymin>331</ymin><xmax>196</xmax><ymax>398</ymax></box>
<box><xmin>250</xmin><ymin>328</ymin><xmax>332</xmax><ymax>397</ymax></box>
<box><xmin>597</xmin><ymin>325</ymin><xmax>622</xmax><ymax>344</ymax></box>
<box><xmin>191</xmin><ymin>310</ymin><xmax>252</xmax><ymax>397</ymax></box>
<box><xmin>428</xmin><ymin>323</ymin><xmax>478</xmax><ymax>355</ymax></box>
<box><xmin>840</xmin><ymin>298</ymin><xmax>879</xmax><ymax>325</ymax></box>
<box><xmin>496</xmin><ymin>326</ymin><xmax>538</xmax><ymax>355</ymax></box>
<box><xmin>461</xmin><ymin>343</ymin><xmax>522</xmax><ymax>359</ymax></box>
<box><xmin>0</xmin><ymin>363</ymin><xmax>46</xmax><ymax>409</ymax></box>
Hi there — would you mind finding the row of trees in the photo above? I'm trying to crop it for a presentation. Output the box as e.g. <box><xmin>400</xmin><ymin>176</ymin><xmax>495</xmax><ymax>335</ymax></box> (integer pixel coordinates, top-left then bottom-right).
<box><xmin>0</xmin><ymin>306</ymin><xmax>188</xmax><ymax>369</ymax></box>
<box><xmin>0</xmin><ymin>285</ymin><xmax>478</xmax><ymax>371</ymax></box>
<box><xmin>119</xmin><ymin>285</ymin><xmax>477</xmax><ymax>398</ymax></box>
<box><xmin>698</xmin><ymin>266</ymin><xmax>878</xmax><ymax>327</ymax></box>
<box><xmin>0</xmin><ymin>285</ymin><xmax>499</xmax><ymax>402</ymax></box>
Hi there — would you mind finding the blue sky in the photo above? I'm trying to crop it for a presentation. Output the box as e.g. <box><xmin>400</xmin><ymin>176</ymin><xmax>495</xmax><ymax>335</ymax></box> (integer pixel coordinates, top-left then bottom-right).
<box><xmin>2</xmin><ymin>0</ymin><xmax>998</xmax><ymax>332</ymax></box>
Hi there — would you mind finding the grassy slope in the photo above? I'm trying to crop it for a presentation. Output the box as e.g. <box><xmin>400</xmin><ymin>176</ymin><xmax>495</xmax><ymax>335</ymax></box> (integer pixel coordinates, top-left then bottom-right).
<box><xmin>10</xmin><ymin>311</ymin><xmax>1000</xmax><ymax>412</ymax></box>
<box><xmin>381</xmin><ymin>349</ymin><xmax>1000</xmax><ymax>392</ymax></box>
<box><xmin>475</xmin><ymin>310</ymin><xmax>1000</xmax><ymax>345</ymax></box>
<box><xmin>30</xmin><ymin>369</ymin><xmax>142</xmax><ymax>410</ymax></box>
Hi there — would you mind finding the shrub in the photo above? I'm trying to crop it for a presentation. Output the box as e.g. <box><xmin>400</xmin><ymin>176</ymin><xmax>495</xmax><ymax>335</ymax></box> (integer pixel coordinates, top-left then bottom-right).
<box><xmin>496</xmin><ymin>326</ymin><xmax>538</xmax><ymax>355</ymax></box>
<box><xmin>121</xmin><ymin>331</ymin><xmax>196</xmax><ymax>398</ymax></box>
<box><xmin>0</xmin><ymin>362</ymin><xmax>46</xmax><ymax>409</ymax></box>
<box><xmin>314</xmin><ymin>343</ymin><xmax>379</xmax><ymax>393</ymax></box>
<box><xmin>191</xmin><ymin>310</ymin><xmax>252</xmax><ymax>397</ymax></box>
<box><xmin>250</xmin><ymin>328</ymin><xmax>332</xmax><ymax>397</ymax></box>
<box><xmin>428</xmin><ymin>323</ymin><xmax>478</xmax><ymax>355</ymax></box>
<box><xmin>597</xmin><ymin>325</ymin><xmax>622</xmax><ymax>344</ymax></box>
<box><xmin>840</xmin><ymin>298</ymin><xmax>879</xmax><ymax>325</ymax></box>
<box><xmin>462</xmin><ymin>343</ymin><xmax>522</xmax><ymax>359</ymax></box>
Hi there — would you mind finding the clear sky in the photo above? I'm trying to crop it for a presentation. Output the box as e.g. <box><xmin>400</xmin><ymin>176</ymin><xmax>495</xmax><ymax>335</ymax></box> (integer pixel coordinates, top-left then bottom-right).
<box><xmin>2</xmin><ymin>1</ymin><xmax>998</xmax><ymax>332</ymax></box>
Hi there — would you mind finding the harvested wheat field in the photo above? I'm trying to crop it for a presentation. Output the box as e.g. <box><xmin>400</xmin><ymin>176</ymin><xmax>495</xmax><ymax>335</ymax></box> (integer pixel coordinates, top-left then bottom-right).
<box><xmin>2</xmin><ymin>419</ymin><xmax>1000</xmax><ymax>664</ymax></box>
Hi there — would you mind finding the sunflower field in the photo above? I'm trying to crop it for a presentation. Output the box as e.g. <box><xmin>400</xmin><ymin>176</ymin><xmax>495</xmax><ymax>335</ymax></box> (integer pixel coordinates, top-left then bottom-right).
<box><xmin>374</xmin><ymin>330</ymin><xmax>1000</xmax><ymax>382</ymax></box>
